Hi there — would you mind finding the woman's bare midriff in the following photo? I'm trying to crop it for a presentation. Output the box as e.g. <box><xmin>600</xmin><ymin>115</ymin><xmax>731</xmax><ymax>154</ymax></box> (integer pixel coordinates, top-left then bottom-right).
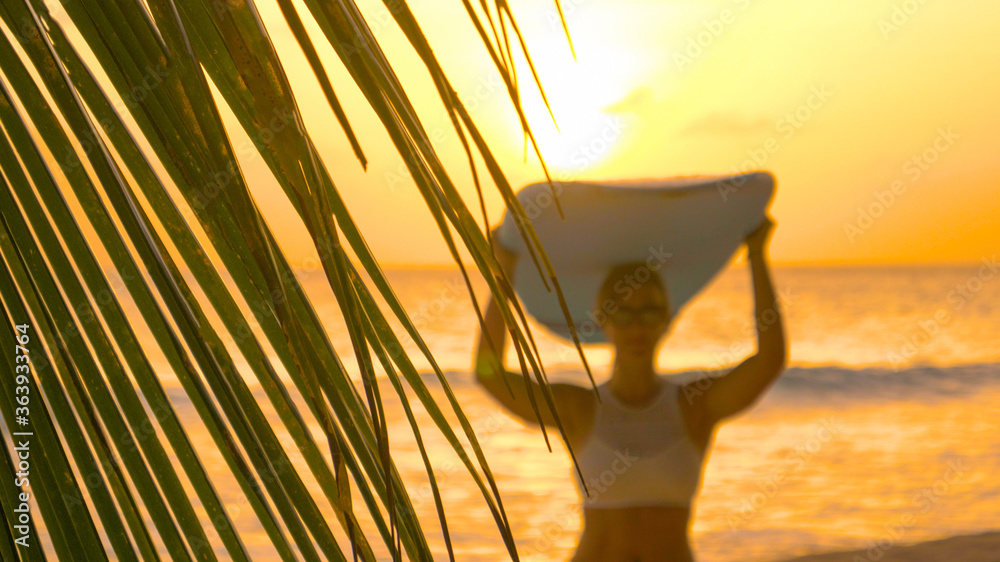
<box><xmin>570</xmin><ymin>505</ymin><xmax>694</xmax><ymax>561</ymax></box>
<box><xmin>561</xmin><ymin>383</ymin><xmax>709</xmax><ymax>562</ymax></box>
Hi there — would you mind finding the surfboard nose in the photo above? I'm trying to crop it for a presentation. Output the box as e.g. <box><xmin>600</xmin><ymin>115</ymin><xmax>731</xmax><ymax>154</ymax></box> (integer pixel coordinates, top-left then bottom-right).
<box><xmin>733</xmin><ymin>171</ymin><xmax>777</xmax><ymax>204</ymax></box>
<box><xmin>742</xmin><ymin>170</ymin><xmax>776</xmax><ymax>189</ymax></box>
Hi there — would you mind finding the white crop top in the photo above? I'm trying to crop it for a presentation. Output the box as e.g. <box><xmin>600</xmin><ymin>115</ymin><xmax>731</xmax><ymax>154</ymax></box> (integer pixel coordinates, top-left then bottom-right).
<box><xmin>571</xmin><ymin>376</ymin><xmax>705</xmax><ymax>508</ymax></box>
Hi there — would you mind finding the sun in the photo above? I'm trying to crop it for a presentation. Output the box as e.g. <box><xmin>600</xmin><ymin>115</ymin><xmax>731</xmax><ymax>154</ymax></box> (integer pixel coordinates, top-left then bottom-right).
<box><xmin>509</xmin><ymin>34</ymin><xmax>649</xmax><ymax>174</ymax></box>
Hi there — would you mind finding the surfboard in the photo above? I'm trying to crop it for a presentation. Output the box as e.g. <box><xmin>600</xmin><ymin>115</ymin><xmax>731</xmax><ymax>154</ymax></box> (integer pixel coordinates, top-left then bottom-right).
<box><xmin>495</xmin><ymin>171</ymin><xmax>775</xmax><ymax>343</ymax></box>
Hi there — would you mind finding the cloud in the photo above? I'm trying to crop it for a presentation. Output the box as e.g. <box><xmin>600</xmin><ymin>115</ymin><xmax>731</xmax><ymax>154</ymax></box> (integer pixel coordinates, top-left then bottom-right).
<box><xmin>603</xmin><ymin>86</ymin><xmax>654</xmax><ymax>114</ymax></box>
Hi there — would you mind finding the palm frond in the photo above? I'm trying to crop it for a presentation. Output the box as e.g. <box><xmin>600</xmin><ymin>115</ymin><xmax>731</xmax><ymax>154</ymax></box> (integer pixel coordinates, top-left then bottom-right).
<box><xmin>0</xmin><ymin>0</ymin><xmax>583</xmax><ymax>558</ymax></box>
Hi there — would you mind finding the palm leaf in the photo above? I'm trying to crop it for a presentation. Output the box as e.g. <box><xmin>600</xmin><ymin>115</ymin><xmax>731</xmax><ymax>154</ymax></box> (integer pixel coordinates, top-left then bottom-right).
<box><xmin>0</xmin><ymin>0</ymin><xmax>583</xmax><ymax>558</ymax></box>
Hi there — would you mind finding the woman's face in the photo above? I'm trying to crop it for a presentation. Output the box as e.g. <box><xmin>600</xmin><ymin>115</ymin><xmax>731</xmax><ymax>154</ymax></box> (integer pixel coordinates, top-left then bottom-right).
<box><xmin>599</xmin><ymin>283</ymin><xmax>671</xmax><ymax>355</ymax></box>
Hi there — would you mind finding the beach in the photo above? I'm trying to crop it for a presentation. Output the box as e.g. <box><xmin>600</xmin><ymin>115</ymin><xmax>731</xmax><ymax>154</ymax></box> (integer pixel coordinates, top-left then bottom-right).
<box><xmin>206</xmin><ymin>263</ymin><xmax>998</xmax><ymax>560</ymax></box>
<box><xmin>775</xmin><ymin>530</ymin><xmax>1000</xmax><ymax>561</ymax></box>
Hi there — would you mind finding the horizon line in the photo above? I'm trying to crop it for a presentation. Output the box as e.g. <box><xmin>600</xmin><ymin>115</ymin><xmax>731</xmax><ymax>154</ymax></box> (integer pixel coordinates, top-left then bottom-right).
<box><xmin>298</xmin><ymin>257</ymin><xmax>994</xmax><ymax>270</ymax></box>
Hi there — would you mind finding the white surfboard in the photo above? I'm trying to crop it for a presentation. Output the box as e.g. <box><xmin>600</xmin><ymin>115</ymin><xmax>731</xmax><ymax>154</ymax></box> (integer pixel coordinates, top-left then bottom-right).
<box><xmin>495</xmin><ymin>171</ymin><xmax>775</xmax><ymax>343</ymax></box>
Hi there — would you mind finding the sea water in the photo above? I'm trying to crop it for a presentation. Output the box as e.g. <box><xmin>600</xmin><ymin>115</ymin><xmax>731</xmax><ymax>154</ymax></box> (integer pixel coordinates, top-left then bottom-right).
<box><xmin>113</xmin><ymin>264</ymin><xmax>1000</xmax><ymax>559</ymax></box>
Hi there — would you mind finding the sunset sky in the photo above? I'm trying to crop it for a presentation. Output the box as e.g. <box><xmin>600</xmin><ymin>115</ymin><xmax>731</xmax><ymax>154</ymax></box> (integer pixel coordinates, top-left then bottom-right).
<box><xmin>68</xmin><ymin>0</ymin><xmax>1000</xmax><ymax>267</ymax></box>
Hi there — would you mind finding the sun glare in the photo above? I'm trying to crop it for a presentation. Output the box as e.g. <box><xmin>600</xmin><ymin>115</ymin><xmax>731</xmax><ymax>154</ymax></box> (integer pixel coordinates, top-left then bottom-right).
<box><xmin>509</xmin><ymin>34</ymin><xmax>648</xmax><ymax>174</ymax></box>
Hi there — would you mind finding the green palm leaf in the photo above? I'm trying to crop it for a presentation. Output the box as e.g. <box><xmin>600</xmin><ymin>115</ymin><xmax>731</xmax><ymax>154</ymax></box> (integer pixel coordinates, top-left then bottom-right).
<box><xmin>0</xmin><ymin>0</ymin><xmax>586</xmax><ymax>558</ymax></box>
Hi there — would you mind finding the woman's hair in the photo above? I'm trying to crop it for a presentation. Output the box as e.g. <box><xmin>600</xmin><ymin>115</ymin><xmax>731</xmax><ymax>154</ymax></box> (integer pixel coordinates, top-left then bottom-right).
<box><xmin>595</xmin><ymin>261</ymin><xmax>669</xmax><ymax>311</ymax></box>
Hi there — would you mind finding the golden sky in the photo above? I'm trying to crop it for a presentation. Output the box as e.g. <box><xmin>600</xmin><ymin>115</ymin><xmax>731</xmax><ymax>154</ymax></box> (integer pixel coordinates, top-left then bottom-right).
<box><xmin>55</xmin><ymin>0</ymin><xmax>1000</xmax><ymax>267</ymax></box>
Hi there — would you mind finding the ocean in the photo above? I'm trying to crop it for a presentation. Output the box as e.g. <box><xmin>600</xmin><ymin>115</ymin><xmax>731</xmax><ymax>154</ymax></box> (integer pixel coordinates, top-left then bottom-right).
<box><xmin>140</xmin><ymin>263</ymin><xmax>1000</xmax><ymax>559</ymax></box>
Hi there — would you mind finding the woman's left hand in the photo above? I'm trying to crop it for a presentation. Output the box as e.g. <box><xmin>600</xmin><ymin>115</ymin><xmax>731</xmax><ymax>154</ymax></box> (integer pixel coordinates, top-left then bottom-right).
<box><xmin>745</xmin><ymin>215</ymin><xmax>775</xmax><ymax>253</ymax></box>
<box><xmin>489</xmin><ymin>226</ymin><xmax>518</xmax><ymax>274</ymax></box>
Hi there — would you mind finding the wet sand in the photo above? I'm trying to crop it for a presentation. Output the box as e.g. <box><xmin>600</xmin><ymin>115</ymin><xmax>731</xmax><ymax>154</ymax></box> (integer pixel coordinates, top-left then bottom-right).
<box><xmin>774</xmin><ymin>530</ymin><xmax>1000</xmax><ymax>561</ymax></box>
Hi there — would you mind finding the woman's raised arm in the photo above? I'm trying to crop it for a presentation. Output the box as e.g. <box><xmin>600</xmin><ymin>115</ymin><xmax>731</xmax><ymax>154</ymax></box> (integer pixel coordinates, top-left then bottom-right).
<box><xmin>695</xmin><ymin>217</ymin><xmax>788</xmax><ymax>427</ymax></box>
<box><xmin>473</xmin><ymin>235</ymin><xmax>590</xmax><ymax>429</ymax></box>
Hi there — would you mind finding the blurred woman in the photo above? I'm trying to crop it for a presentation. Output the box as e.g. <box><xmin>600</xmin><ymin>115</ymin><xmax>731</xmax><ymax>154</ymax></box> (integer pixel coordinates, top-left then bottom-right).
<box><xmin>473</xmin><ymin>217</ymin><xmax>786</xmax><ymax>561</ymax></box>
